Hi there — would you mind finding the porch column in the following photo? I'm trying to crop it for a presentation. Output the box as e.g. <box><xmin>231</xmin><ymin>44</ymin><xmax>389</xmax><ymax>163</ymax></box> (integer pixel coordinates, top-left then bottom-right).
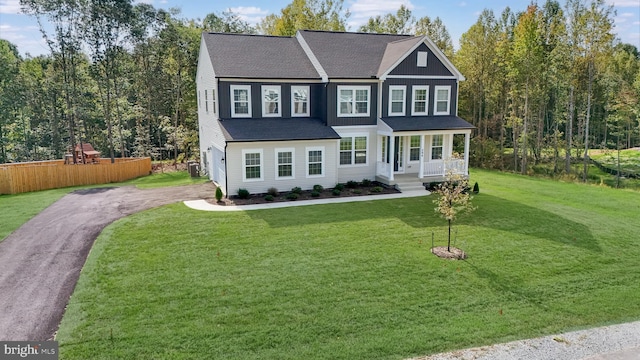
<box><xmin>464</xmin><ymin>132</ymin><xmax>470</xmax><ymax>175</ymax></box>
<box><xmin>389</xmin><ymin>135</ymin><xmax>395</xmax><ymax>181</ymax></box>
<box><xmin>418</xmin><ymin>134</ymin><xmax>425</xmax><ymax>179</ymax></box>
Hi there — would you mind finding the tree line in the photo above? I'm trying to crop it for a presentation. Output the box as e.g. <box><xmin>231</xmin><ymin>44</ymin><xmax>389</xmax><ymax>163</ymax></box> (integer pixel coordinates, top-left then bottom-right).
<box><xmin>0</xmin><ymin>0</ymin><xmax>638</xmax><ymax>182</ymax></box>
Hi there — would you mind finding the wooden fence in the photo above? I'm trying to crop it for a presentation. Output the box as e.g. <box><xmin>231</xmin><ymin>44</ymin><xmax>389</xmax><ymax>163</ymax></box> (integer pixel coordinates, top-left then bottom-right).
<box><xmin>0</xmin><ymin>157</ymin><xmax>152</xmax><ymax>195</ymax></box>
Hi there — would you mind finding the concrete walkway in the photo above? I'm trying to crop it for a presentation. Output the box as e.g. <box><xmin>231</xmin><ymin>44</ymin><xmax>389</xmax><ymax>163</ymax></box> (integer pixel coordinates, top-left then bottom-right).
<box><xmin>184</xmin><ymin>189</ymin><xmax>430</xmax><ymax>211</ymax></box>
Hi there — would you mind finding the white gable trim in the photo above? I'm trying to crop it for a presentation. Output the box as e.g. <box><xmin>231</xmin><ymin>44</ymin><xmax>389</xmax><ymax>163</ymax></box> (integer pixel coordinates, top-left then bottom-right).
<box><xmin>379</xmin><ymin>35</ymin><xmax>465</xmax><ymax>81</ymax></box>
<box><xmin>296</xmin><ymin>31</ymin><xmax>328</xmax><ymax>83</ymax></box>
<box><xmin>197</xmin><ymin>34</ymin><xmax>216</xmax><ymax>81</ymax></box>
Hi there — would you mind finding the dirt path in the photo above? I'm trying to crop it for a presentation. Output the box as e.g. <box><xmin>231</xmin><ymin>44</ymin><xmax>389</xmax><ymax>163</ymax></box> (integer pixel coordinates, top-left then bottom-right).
<box><xmin>0</xmin><ymin>183</ymin><xmax>215</xmax><ymax>341</ymax></box>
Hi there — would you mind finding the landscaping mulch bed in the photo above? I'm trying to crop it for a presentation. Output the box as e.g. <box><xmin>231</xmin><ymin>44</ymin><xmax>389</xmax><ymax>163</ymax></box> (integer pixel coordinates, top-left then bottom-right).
<box><xmin>211</xmin><ymin>182</ymin><xmax>401</xmax><ymax>206</ymax></box>
<box><xmin>431</xmin><ymin>246</ymin><xmax>467</xmax><ymax>260</ymax></box>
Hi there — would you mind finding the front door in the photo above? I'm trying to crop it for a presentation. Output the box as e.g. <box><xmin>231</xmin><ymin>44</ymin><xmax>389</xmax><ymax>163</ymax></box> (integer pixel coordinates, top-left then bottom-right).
<box><xmin>394</xmin><ymin>136</ymin><xmax>404</xmax><ymax>173</ymax></box>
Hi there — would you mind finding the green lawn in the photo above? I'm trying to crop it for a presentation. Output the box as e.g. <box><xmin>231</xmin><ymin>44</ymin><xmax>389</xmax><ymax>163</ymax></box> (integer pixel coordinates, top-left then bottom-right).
<box><xmin>0</xmin><ymin>171</ymin><xmax>207</xmax><ymax>242</ymax></box>
<box><xmin>56</xmin><ymin>169</ymin><xmax>640</xmax><ymax>359</ymax></box>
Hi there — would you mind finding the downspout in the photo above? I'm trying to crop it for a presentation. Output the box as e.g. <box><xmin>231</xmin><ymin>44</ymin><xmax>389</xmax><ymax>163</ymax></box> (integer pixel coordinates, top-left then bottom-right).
<box><xmin>224</xmin><ymin>143</ymin><xmax>229</xmax><ymax>198</ymax></box>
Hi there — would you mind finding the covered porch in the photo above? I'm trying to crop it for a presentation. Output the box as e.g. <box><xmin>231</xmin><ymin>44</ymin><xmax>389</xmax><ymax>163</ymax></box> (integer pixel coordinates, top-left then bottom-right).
<box><xmin>375</xmin><ymin>116</ymin><xmax>473</xmax><ymax>186</ymax></box>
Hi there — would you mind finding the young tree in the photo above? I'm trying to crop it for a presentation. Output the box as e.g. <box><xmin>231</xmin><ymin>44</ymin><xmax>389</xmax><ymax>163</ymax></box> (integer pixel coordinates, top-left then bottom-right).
<box><xmin>433</xmin><ymin>168</ymin><xmax>475</xmax><ymax>252</ymax></box>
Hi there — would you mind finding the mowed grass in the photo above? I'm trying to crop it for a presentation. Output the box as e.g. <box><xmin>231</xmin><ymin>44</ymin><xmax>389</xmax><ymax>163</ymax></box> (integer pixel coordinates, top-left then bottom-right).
<box><xmin>0</xmin><ymin>171</ymin><xmax>206</xmax><ymax>242</ymax></box>
<box><xmin>56</xmin><ymin>169</ymin><xmax>640</xmax><ymax>359</ymax></box>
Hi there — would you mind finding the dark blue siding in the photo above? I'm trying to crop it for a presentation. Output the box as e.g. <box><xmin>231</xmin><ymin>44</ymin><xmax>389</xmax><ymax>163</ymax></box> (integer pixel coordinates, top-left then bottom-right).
<box><xmin>218</xmin><ymin>81</ymin><xmax>325</xmax><ymax>121</ymax></box>
<box><xmin>381</xmin><ymin>78</ymin><xmax>458</xmax><ymax>117</ymax></box>
<box><xmin>326</xmin><ymin>82</ymin><xmax>378</xmax><ymax>126</ymax></box>
<box><xmin>388</xmin><ymin>43</ymin><xmax>453</xmax><ymax>77</ymax></box>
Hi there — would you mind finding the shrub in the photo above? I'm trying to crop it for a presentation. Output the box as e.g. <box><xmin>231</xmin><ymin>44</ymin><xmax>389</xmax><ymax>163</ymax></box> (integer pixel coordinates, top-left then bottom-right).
<box><xmin>291</xmin><ymin>186</ymin><xmax>302</xmax><ymax>194</ymax></box>
<box><xmin>371</xmin><ymin>186</ymin><xmax>383</xmax><ymax>193</ymax></box>
<box><xmin>286</xmin><ymin>193</ymin><xmax>299</xmax><ymax>200</ymax></box>
<box><xmin>267</xmin><ymin>187</ymin><xmax>279</xmax><ymax>196</ymax></box>
<box><xmin>352</xmin><ymin>189</ymin><xmax>362</xmax><ymax>194</ymax></box>
<box><xmin>346</xmin><ymin>180</ymin><xmax>358</xmax><ymax>188</ymax></box>
<box><xmin>334</xmin><ymin>183</ymin><xmax>345</xmax><ymax>191</ymax></box>
<box><xmin>473</xmin><ymin>182</ymin><xmax>479</xmax><ymax>194</ymax></box>
<box><xmin>361</xmin><ymin>179</ymin><xmax>372</xmax><ymax>187</ymax></box>
<box><xmin>264</xmin><ymin>194</ymin><xmax>274</xmax><ymax>202</ymax></box>
<box><xmin>215</xmin><ymin>187</ymin><xmax>223</xmax><ymax>202</ymax></box>
<box><xmin>237</xmin><ymin>188</ymin><xmax>250</xmax><ymax>199</ymax></box>
<box><xmin>313</xmin><ymin>184</ymin><xmax>324</xmax><ymax>192</ymax></box>
<box><xmin>311</xmin><ymin>191</ymin><xmax>320</xmax><ymax>197</ymax></box>
<box><xmin>332</xmin><ymin>189</ymin><xmax>341</xmax><ymax>196</ymax></box>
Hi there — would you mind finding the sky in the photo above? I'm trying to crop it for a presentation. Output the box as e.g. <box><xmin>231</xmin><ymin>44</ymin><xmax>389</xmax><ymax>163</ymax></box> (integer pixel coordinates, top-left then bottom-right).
<box><xmin>0</xmin><ymin>0</ymin><xmax>638</xmax><ymax>57</ymax></box>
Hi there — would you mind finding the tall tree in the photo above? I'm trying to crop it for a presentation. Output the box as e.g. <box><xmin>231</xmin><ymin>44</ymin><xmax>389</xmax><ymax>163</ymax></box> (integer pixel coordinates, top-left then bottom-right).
<box><xmin>415</xmin><ymin>16</ymin><xmax>454</xmax><ymax>58</ymax></box>
<box><xmin>358</xmin><ymin>5</ymin><xmax>414</xmax><ymax>34</ymax></box>
<box><xmin>203</xmin><ymin>10</ymin><xmax>256</xmax><ymax>34</ymax></box>
<box><xmin>259</xmin><ymin>0</ymin><xmax>349</xmax><ymax>36</ymax></box>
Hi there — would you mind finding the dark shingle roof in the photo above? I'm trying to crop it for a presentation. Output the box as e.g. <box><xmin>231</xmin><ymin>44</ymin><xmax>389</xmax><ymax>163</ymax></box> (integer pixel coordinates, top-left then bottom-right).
<box><xmin>298</xmin><ymin>30</ymin><xmax>410</xmax><ymax>78</ymax></box>
<box><xmin>377</xmin><ymin>36</ymin><xmax>424</xmax><ymax>77</ymax></box>
<box><xmin>219</xmin><ymin>118</ymin><xmax>341</xmax><ymax>142</ymax></box>
<box><xmin>203</xmin><ymin>33</ymin><xmax>320</xmax><ymax>79</ymax></box>
<box><xmin>382</xmin><ymin>116</ymin><xmax>475</xmax><ymax>132</ymax></box>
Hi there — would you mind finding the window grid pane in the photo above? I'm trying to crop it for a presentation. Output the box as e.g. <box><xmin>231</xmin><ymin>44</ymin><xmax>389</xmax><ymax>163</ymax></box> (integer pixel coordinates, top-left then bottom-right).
<box><xmin>340</xmin><ymin>152</ymin><xmax>352</xmax><ymax>165</ymax></box>
<box><xmin>355</xmin><ymin>137</ymin><xmax>367</xmax><ymax>150</ymax></box>
<box><xmin>340</xmin><ymin>138</ymin><xmax>352</xmax><ymax>151</ymax></box>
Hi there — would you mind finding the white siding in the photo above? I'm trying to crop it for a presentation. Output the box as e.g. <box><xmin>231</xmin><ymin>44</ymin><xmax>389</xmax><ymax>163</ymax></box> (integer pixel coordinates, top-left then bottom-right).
<box><xmin>226</xmin><ymin>140</ymin><xmax>338</xmax><ymax>195</ymax></box>
<box><xmin>197</xmin><ymin>36</ymin><xmax>226</xmax><ymax>182</ymax></box>
<box><xmin>333</xmin><ymin>126</ymin><xmax>377</xmax><ymax>183</ymax></box>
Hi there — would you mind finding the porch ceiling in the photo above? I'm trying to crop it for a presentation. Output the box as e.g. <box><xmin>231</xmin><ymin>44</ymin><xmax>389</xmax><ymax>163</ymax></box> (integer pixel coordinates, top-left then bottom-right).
<box><xmin>381</xmin><ymin>116</ymin><xmax>474</xmax><ymax>132</ymax></box>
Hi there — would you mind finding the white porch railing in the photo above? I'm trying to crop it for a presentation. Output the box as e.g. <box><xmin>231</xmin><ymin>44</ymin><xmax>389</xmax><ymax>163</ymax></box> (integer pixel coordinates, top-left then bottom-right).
<box><xmin>422</xmin><ymin>159</ymin><xmax>466</xmax><ymax>177</ymax></box>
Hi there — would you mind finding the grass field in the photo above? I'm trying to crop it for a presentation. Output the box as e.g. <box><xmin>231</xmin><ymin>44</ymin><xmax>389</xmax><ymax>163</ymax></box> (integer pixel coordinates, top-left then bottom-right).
<box><xmin>56</xmin><ymin>169</ymin><xmax>640</xmax><ymax>359</ymax></box>
<box><xmin>590</xmin><ymin>149</ymin><xmax>640</xmax><ymax>175</ymax></box>
<box><xmin>0</xmin><ymin>171</ymin><xmax>206</xmax><ymax>243</ymax></box>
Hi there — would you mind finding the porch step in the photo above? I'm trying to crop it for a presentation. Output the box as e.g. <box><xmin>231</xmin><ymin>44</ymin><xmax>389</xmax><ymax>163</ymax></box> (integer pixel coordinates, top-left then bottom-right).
<box><xmin>395</xmin><ymin>182</ymin><xmax>427</xmax><ymax>192</ymax></box>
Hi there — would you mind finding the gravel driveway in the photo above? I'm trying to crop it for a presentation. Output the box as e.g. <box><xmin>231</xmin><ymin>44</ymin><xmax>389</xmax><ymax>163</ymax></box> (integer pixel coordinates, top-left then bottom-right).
<box><xmin>0</xmin><ymin>183</ymin><xmax>215</xmax><ymax>341</ymax></box>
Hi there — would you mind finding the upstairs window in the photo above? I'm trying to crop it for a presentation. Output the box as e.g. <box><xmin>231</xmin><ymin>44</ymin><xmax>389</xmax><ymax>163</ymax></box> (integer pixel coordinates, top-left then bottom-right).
<box><xmin>339</xmin><ymin>135</ymin><xmax>368</xmax><ymax>166</ymax></box>
<box><xmin>291</xmin><ymin>86</ymin><xmax>310</xmax><ymax>117</ymax></box>
<box><xmin>338</xmin><ymin>86</ymin><xmax>370</xmax><ymax>117</ymax></box>
<box><xmin>417</xmin><ymin>51</ymin><xmax>428</xmax><ymax>67</ymax></box>
<box><xmin>434</xmin><ymin>86</ymin><xmax>451</xmax><ymax>115</ymax></box>
<box><xmin>204</xmin><ymin>89</ymin><xmax>209</xmax><ymax>113</ymax></box>
<box><xmin>431</xmin><ymin>135</ymin><xmax>443</xmax><ymax>160</ymax></box>
<box><xmin>262</xmin><ymin>85</ymin><xmax>281</xmax><ymax>117</ymax></box>
<box><xmin>231</xmin><ymin>85</ymin><xmax>251</xmax><ymax>117</ymax></box>
<box><xmin>388</xmin><ymin>85</ymin><xmax>406</xmax><ymax>116</ymax></box>
<box><xmin>411</xmin><ymin>86</ymin><xmax>429</xmax><ymax>116</ymax></box>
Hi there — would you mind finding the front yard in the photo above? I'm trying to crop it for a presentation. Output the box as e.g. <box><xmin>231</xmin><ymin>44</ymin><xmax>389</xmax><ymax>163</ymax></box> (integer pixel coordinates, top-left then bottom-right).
<box><xmin>56</xmin><ymin>169</ymin><xmax>640</xmax><ymax>359</ymax></box>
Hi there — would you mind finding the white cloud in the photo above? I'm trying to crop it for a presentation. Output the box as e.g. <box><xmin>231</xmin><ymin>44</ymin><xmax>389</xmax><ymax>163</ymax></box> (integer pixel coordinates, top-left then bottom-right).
<box><xmin>134</xmin><ymin>0</ymin><xmax>154</xmax><ymax>4</ymax></box>
<box><xmin>0</xmin><ymin>23</ymin><xmax>48</xmax><ymax>56</ymax></box>
<box><xmin>349</xmin><ymin>0</ymin><xmax>414</xmax><ymax>25</ymax></box>
<box><xmin>0</xmin><ymin>0</ymin><xmax>21</xmax><ymax>14</ymax></box>
<box><xmin>227</xmin><ymin>6</ymin><xmax>268</xmax><ymax>25</ymax></box>
<box><xmin>459</xmin><ymin>2</ymin><xmax>467</xmax><ymax>7</ymax></box>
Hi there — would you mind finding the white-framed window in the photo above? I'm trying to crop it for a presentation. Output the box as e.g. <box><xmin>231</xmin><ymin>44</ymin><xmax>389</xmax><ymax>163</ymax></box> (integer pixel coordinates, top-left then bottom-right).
<box><xmin>204</xmin><ymin>89</ymin><xmax>209</xmax><ymax>113</ymax></box>
<box><xmin>262</xmin><ymin>85</ymin><xmax>281</xmax><ymax>117</ymax></box>
<box><xmin>417</xmin><ymin>51</ymin><xmax>428</xmax><ymax>67</ymax></box>
<box><xmin>242</xmin><ymin>149</ymin><xmax>263</xmax><ymax>181</ymax></box>
<box><xmin>434</xmin><ymin>86</ymin><xmax>451</xmax><ymax>115</ymax></box>
<box><xmin>381</xmin><ymin>136</ymin><xmax>389</xmax><ymax>163</ymax></box>
<box><xmin>198</xmin><ymin>90</ymin><xmax>202</xmax><ymax>109</ymax></box>
<box><xmin>306</xmin><ymin>146</ymin><xmax>324</xmax><ymax>178</ymax></box>
<box><xmin>275</xmin><ymin>148</ymin><xmax>295</xmax><ymax>179</ymax></box>
<box><xmin>337</xmin><ymin>85</ymin><xmax>370</xmax><ymax>117</ymax></box>
<box><xmin>291</xmin><ymin>85</ymin><xmax>310</xmax><ymax>117</ymax></box>
<box><xmin>211</xmin><ymin>88</ymin><xmax>217</xmax><ymax>114</ymax></box>
<box><xmin>431</xmin><ymin>135</ymin><xmax>443</xmax><ymax>160</ymax></box>
<box><xmin>231</xmin><ymin>85</ymin><xmax>251</xmax><ymax>118</ymax></box>
<box><xmin>388</xmin><ymin>85</ymin><xmax>406</xmax><ymax>116</ymax></box>
<box><xmin>339</xmin><ymin>135</ymin><xmax>368</xmax><ymax>166</ymax></box>
<box><xmin>409</xmin><ymin>135</ymin><xmax>421</xmax><ymax>161</ymax></box>
<box><xmin>411</xmin><ymin>86</ymin><xmax>429</xmax><ymax>116</ymax></box>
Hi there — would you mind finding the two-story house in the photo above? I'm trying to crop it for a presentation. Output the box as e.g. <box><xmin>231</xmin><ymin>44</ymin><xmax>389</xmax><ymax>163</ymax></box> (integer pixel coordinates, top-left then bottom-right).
<box><xmin>197</xmin><ymin>30</ymin><xmax>473</xmax><ymax>195</ymax></box>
